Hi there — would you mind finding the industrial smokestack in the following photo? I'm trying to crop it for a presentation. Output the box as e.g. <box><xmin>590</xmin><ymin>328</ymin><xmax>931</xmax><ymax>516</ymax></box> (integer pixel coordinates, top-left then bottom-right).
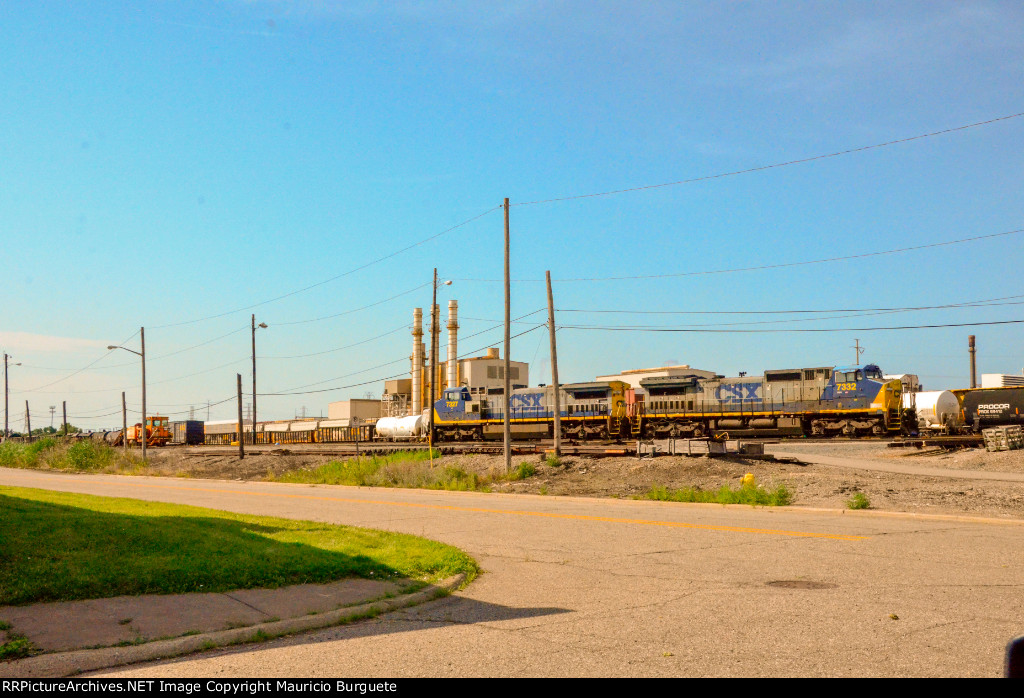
<box><xmin>447</xmin><ymin>300</ymin><xmax>459</xmax><ymax>388</ymax></box>
<box><xmin>412</xmin><ymin>308</ymin><xmax>423</xmax><ymax>413</ymax></box>
<box><xmin>969</xmin><ymin>335</ymin><xmax>977</xmax><ymax>389</ymax></box>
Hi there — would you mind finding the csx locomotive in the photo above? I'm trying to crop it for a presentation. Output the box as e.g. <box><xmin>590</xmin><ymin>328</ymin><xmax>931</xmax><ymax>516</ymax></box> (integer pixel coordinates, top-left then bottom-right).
<box><xmin>429</xmin><ymin>363</ymin><xmax>906</xmax><ymax>440</ymax></box>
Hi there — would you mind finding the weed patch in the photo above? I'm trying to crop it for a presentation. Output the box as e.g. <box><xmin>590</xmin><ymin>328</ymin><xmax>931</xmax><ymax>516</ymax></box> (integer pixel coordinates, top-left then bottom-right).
<box><xmin>639</xmin><ymin>482</ymin><xmax>793</xmax><ymax>506</ymax></box>
<box><xmin>509</xmin><ymin>462</ymin><xmax>537</xmax><ymax>480</ymax></box>
<box><xmin>0</xmin><ymin>440</ymin><xmax>141</xmax><ymax>474</ymax></box>
<box><xmin>847</xmin><ymin>492</ymin><xmax>871</xmax><ymax>510</ymax></box>
<box><xmin>272</xmin><ymin>451</ymin><xmax>498</xmax><ymax>492</ymax></box>
<box><xmin>0</xmin><ymin>635</ymin><xmax>35</xmax><ymax>660</ymax></box>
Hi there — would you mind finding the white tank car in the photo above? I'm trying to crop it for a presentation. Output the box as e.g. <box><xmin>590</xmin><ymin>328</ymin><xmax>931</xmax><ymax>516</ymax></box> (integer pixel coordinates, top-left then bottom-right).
<box><xmin>905</xmin><ymin>390</ymin><xmax>962</xmax><ymax>430</ymax></box>
<box><xmin>375</xmin><ymin>414</ymin><xmax>425</xmax><ymax>439</ymax></box>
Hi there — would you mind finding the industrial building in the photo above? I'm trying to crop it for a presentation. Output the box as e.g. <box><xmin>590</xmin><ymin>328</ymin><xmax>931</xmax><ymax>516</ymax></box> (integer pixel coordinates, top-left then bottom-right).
<box><xmin>379</xmin><ymin>302</ymin><xmax>530</xmax><ymax>417</ymax></box>
<box><xmin>327</xmin><ymin>398</ymin><xmax>382</xmax><ymax>422</ymax></box>
<box><xmin>981</xmin><ymin>374</ymin><xmax>1024</xmax><ymax>388</ymax></box>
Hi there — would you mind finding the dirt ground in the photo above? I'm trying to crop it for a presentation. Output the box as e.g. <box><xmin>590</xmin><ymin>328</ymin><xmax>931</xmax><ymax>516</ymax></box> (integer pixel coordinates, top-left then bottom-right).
<box><xmin>140</xmin><ymin>441</ymin><xmax>1024</xmax><ymax>521</ymax></box>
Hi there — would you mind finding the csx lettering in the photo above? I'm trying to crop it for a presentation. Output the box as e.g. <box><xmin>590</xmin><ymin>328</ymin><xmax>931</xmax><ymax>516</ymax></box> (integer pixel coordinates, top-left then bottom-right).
<box><xmin>715</xmin><ymin>383</ymin><xmax>761</xmax><ymax>403</ymax></box>
<box><xmin>511</xmin><ymin>394</ymin><xmax>542</xmax><ymax>408</ymax></box>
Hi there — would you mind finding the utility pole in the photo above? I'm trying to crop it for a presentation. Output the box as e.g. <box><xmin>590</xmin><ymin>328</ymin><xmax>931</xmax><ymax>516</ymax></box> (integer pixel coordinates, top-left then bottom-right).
<box><xmin>62</xmin><ymin>401</ymin><xmax>67</xmax><ymax>436</ymax></box>
<box><xmin>546</xmin><ymin>271</ymin><xmax>561</xmax><ymax>457</ymax></box>
<box><xmin>252</xmin><ymin>314</ymin><xmax>267</xmax><ymax>445</ymax></box>
<box><xmin>429</xmin><ymin>267</ymin><xmax>438</xmax><ymax>453</ymax></box>
<box><xmin>853</xmin><ymin>338</ymin><xmax>865</xmax><ymax>365</ymax></box>
<box><xmin>25</xmin><ymin>401</ymin><xmax>31</xmax><ymax>441</ymax></box>
<box><xmin>503</xmin><ymin>197</ymin><xmax>511</xmax><ymax>474</ymax></box>
<box><xmin>969</xmin><ymin>335</ymin><xmax>977</xmax><ymax>388</ymax></box>
<box><xmin>49</xmin><ymin>406</ymin><xmax>56</xmax><ymax>429</ymax></box>
<box><xmin>122</xmin><ymin>392</ymin><xmax>127</xmax><ymax>452</ymax></box>
<box><xmin>237</xmin><ymin>373</ymin><xmax>244</xmax><ymax>460</ymax></box>
<box><xmin>4</xmin><ymin>354</ymin><xmax>20</xmax><ymax>439</ymax></box>
<box><xmin>141</xmin><ymin>327</ymin><xmax>147</xmax><ymax>462</ymax></box>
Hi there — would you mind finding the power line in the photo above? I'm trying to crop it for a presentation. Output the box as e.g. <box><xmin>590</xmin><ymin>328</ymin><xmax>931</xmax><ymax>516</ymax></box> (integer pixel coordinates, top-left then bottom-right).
<box><xmin>22</xmin><ymin>329</ymin><xmax>139</xmax><ymax>392</ymax></box>
<box><xmin>270</xmin><ymin>282</ymin><xmax>432</xmax><ymax>326</ymax></box>
<box><xmin>150</xmin><ymin>206</ymin><xmax>501</xmax><ymax>329</ymax></box>
<box><xmin>17</xmin><ymin>280</ymin><xmax>444</xmax><ymax>383</ymax></box>
<box><xmin>261</xmin><ymin>325</ymin><xmax>409</xmax><ymax>360</ymax></box>
<box><xmin>17</xmin><ymin>326</ymin><xmax>246</xmax><ymax>373</ymax></box>
<box><xmin>556</xmin><ymin>294</ymin><xmax>1024</xmax><ymax>315</ymax></box>
<box><xmin>453</xmin><ymin>226</ymin><xmax>1024</xmax><ymax>283</ymax></box>
<box><xmin>513</xmin><ymin>111</ymin><xmax>1024</xmax><ymax>206</ymax></box>
<box><xmin>259</xmin><ymin>322</ymin><xmax>547</xmax><ymax>396</ymax></box>
<box><xmin>560</xmin><ymin>318</ymin><xmax>1024</xmax><ymax>333</ymax></box>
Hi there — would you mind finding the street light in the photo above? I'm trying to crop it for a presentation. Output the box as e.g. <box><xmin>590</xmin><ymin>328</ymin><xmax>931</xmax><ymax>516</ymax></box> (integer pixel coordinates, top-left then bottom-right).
<box><xmin>4</xmin><ymin>353</ymin><xmax>22</xmax><ymax>439</ymax></box>
<box><xmin>108</xmin><ymin>326</ymin><xmax>146</xmax><ymax>461</ymax></box>
<box><xmin>252</xmin><ymin>315</ymin><xmax>268</xmax><ymax>445</ymax></box>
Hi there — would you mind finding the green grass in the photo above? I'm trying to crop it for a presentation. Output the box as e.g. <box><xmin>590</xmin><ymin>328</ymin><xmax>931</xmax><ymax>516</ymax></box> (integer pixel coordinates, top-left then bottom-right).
<box><xmin>847</xmin><ymin>492</ymin><xmax>871</xmax><ymax>510</ymax></box>
<box><xmin>639</xmin><ymin>482</ymin><xmax>793</xmax><ymax>506</ymax></box>
<box><xmin>0</xmin><ymin>485</ymin><xmax>478</xmax><ymax>606</ymax></box>
<box><xmin>0</xmin><ymin>439</ymin><xmax>143</xmax><ymax>473</ymax></box>
<box><xmin>273</xmin><ymin>450</ymin><xmax>532</xmax><ymax>492</ymax></box>
<box><xmin>509</xmin><ymin>462</ymin><xmax>537</xmax><ymax>480</ymax></box>
<box><xmin>0</xmin><ymin>635</ymin><xmax>34</xmax><ymax>660</ymax></box>
<box><xmin>545</xmin><ymin>454</ymin><xmax>563</xmax><ymax>468</ymax></box>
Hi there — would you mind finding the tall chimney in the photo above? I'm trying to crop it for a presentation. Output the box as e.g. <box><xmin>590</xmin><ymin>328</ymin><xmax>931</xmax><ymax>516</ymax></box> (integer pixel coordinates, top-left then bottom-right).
<box><xmin>412</xmin><ymin>308</ymin><xmax>423</xmax><ymax>413</ymax></box>
<box><xmin>969</xmin><ymin>335</ymin><xmax>977</xmax><ymax>389</ymax></box>
<box><xmin>447</xmin><ymin>300</ymin><xmax>459</xmax><ymax>388</ymax></box>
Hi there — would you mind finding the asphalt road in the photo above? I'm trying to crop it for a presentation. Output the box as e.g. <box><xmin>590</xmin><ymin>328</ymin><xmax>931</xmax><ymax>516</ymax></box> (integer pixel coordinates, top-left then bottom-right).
<box><xmin>3</xmin><ymin>467</ymin><xmax>1022</xmax><ymax>677</ymax></box>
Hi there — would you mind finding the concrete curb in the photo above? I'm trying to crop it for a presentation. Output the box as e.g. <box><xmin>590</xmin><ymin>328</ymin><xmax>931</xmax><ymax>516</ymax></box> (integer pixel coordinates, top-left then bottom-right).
<box><xmin>1</xmin><ymin>573</ymin><xmax>468</xmax><ymax>678</ymax></box>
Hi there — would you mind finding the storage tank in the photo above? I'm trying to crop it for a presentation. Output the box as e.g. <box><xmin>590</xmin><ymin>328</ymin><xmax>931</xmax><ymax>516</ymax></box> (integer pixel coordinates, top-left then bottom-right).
<box><xmin>907</xmin><ymin>391</ymin><xmax>962</xmax><ymax>430</ymax></box>
<box><xmin>375</xmin><ymin>415</ymin><xmax>424</xmax><ymax>439</ymax></box>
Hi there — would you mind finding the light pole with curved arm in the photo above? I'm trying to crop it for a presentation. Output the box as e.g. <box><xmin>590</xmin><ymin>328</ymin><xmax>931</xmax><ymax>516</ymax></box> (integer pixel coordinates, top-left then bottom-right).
<box><xmin>108</xmin><ymin>327</ymin><xmax>146</xmax><ymax>461</ymax></box>
<box><xmin>252</xmin><ymin>315</ymin><xmax>268</xmax><ymax>444</ymax></box>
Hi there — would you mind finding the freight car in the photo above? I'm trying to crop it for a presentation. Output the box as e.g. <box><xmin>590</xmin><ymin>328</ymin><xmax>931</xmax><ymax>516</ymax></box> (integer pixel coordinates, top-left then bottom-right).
<box><xmin>202</xmin><ymin>419</ymin><xmax>374</xmax><ymax>445</ymax></box>
<box><xmin>169</xmin><ymin>420</ymin><xmax>204</xmax><ymax>445</ymax></box>
<box><xmin>957</xmin><ymin>387</ymin><xmax>1024</xmax><ymax>431</ymax></box>
<box><xmin>905</xmin><ymin>391</ymin><xmax>962</xmax><ymax>432</ymax></box>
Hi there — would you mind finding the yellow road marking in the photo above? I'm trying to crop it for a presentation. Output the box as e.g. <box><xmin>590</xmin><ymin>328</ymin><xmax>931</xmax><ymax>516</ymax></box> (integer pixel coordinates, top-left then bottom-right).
<box><xmin>46</xmin><ymin>477</ymin><xmax>868</xmax><ymax>541</ymax></box>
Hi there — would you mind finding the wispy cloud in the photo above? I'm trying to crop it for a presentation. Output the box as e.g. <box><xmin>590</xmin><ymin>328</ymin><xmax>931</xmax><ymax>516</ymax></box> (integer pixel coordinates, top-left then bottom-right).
<box><xmin>716</xmin><ymin>3</ymin><xmax>1024</xmax><ymax>93</ymax></box>
<box><xmin>0</xmin><ymin>332</ymin><xmax>110</xmax><ymax>354</ymax></box>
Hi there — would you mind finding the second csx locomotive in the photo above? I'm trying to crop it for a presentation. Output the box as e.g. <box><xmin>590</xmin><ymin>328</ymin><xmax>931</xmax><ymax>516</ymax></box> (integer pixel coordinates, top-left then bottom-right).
<box><xmin>428</xmin><ymin>363</ymin><xmax>906</xmax><ymax>440</ymax></box>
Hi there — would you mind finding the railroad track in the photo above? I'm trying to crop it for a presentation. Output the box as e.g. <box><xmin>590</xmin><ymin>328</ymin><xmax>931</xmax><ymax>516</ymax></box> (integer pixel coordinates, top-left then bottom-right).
<box><xmin>171</xmin><ymin>434</ymin><xmax>982</xmax><ymax>459</ymax></box>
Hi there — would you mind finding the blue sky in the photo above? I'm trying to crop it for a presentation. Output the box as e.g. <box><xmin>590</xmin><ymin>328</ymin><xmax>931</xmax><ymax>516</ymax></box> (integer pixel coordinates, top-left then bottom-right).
<box><xmin>2</xmin><ymin>1</ymin><xmax>1023</xmax><ymax>428</ymax></box>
